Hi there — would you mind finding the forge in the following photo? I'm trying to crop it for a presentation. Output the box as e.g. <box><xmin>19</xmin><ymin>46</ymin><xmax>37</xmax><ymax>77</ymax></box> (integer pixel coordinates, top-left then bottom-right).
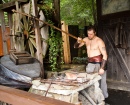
<box><xmin>29</xmin><ymin>66</ymin><xmax>105</xmax><ymax>105</ymax></box>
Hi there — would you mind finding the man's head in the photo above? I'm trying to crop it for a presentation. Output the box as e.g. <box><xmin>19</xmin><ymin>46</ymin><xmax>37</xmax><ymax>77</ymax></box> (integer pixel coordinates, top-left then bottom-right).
<box><xmin>87</xmin><ymin>25</ymin><xmax>96</xmax><ymax>40</ymax></box>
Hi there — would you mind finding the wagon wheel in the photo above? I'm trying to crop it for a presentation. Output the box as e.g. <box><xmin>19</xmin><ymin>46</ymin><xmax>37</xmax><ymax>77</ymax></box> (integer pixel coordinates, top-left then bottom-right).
<box><xmin>20</xmin><ymin>15</ymin><xmax>37</xmax><ymax>56</ymax></box>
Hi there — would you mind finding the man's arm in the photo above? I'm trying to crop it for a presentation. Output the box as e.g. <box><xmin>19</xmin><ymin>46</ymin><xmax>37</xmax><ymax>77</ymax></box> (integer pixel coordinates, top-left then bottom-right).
<box><xmin>98</xmin><ymin>39</ymin><xmax>107</xmax><ymax>61</ymax></box>
<box><xmin>98</xmin><ymin>39</ymin><xmax>108</xmax><ymax>74</ymax></box>
<box><xmin>74</xmin><ymin>37</ymin><xmax>85</xmax><ymax>48</ymax></box>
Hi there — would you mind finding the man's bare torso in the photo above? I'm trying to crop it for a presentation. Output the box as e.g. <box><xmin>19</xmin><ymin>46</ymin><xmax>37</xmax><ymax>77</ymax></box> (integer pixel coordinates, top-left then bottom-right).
<box><xmin>84</xmin><ymin>36</ymin><xmax>101</xmax><ymax>57</ymax></box>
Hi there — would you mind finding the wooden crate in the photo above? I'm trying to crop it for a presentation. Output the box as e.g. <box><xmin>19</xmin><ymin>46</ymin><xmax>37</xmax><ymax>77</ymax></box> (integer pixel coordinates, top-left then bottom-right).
<box><xmin>10</xmin><ymin>51</ymin><xmax>34</xmax><ymax>65</ymax></box>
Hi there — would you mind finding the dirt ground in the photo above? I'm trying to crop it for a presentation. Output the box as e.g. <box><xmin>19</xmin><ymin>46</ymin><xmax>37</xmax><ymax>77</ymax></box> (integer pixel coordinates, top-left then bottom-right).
<box><xmin>105</xmin><ymin>89</ymin><xmax>130</xmax><ymax>105</ymax></box>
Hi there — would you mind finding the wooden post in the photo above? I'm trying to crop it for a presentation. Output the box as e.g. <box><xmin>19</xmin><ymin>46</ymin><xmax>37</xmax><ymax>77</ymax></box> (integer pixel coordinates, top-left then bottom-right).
<box><xmin>14</xmin><ymin>1</ymin><xmax>25</xmax><ymax>51</ymax></box>
<box><xmin>32</xmin><ymin>0</ymin><xmax>44</xmax><ymax>78</ymax></box>
<box><xmin>61</xmin><ymin>21</ymin><xmax>71</xmax><ymax>64</ymax></box>
<box><xmin>0</xmin><ymin>10</ymin><xmax>8</xmax><ymax>55</ymax></box>
<box><xmin>8</xmin><ymin>12</ymin><xmax>14</xmax><ymax>50</ymax></box>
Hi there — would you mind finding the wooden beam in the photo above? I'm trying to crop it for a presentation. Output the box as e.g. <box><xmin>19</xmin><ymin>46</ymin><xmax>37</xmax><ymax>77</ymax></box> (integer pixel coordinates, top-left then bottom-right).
<box><xmin>32</xmin><ymin>0</ymin><xmax>44</xmax><ymax>78</ymax></box>
<box><xmin>0</xmin><ymin>85</ymin><xmax>74</xmax><ymax>105</ymax></box>
<box><xmin>103</xmin><ymin>29</ymin><xmax>130</xmax><ymax>81</ymax></box>
<box><xmin>61</xmin><ymin>21</ymin><xmax>71</xmax><ymax>64</ymax></box>
<box><xmin>0</xmin><ymin>0</ymin><xmax>28</xmax><ymax>11</ymax></box>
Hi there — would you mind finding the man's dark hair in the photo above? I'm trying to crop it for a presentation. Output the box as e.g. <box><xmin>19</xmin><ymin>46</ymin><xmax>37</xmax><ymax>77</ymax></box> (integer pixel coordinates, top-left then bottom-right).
<box><xmin>87</xmin><ymin>25</ymin><xmax>96</xmax><ymax>33</ymax></box>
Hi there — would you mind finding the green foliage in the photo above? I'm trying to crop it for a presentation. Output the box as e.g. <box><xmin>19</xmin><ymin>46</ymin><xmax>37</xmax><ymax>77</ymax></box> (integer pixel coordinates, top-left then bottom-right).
<box><xmin>40</xmin><ymin>3</ymin><xmax>64</xmax><ymax>72</ymax></box>
<box><xmin>38</xmin><ymin>0</ymin><xmax>97</xmax><ymax>71</ymax></box>
<box><xmin>39</xmin><ymin>0</ymin><xmax>97</xmax><ymax>27</ymax></box>
<box><xmin>60</xmin><ymin>0</ymin><xmax>97</xmax><ymax>27</ymax></box>
<box><xmin>48</xmin><ymin>23</ymin><xmax>64</xmax><ymax>71</ymax></box>
<box><xmin>2</xmin><ymin>0</ymin><xmax>11</xmax><ymax>3</ymax></box>
<box><xmin>4</xmin><ymin>12</ymin><xmax>8</xmax><ymax>25</ymax></box>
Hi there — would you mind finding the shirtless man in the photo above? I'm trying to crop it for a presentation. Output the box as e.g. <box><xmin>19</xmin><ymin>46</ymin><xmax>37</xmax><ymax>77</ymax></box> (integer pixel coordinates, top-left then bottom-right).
<box><xmin>74</xmin><ymin>25</ymin><xmax>108</xmax><ymax>98</ymax></box>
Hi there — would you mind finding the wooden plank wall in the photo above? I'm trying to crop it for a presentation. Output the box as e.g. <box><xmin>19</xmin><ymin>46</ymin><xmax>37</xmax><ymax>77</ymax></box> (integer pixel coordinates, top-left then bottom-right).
<box><xmin>97</xmin><ymin>17</ymin><xmax>130</xmax><ymax>91</ymax></box>
<box><xmin>0</xmin><ymin>26</ymin><xmax>3</xmax><ymax>56</ymax></box>
<box><xmin>0</xmin><ymin>26</ymin><xmax>11</xmax><ymax>56</ymax></box>
<box><xmin>96</xmin><ymin>0</ymin><xmax>130</xmax><ymax>91</ymax></box>
<box><xmin>0</xmin><ymin>3</ymin><xmax>12</xmax><ymax>56</ymax></box>
<box><xmin>0</xmin><ymin>10</ymin><xmax>8</xmax><ymax>55</ymax></box>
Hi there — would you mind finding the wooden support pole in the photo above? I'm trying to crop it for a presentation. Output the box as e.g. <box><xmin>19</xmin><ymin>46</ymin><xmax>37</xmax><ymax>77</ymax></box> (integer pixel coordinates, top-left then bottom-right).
<box><xmin>32</xmin><ymin>0</ymin><xmax>44</xmax><ymax>78</ymax></box>
<box><xmin>61</xmin><ymin>21</ymin><xmax>71</xmax><ymax>64</ymax></box>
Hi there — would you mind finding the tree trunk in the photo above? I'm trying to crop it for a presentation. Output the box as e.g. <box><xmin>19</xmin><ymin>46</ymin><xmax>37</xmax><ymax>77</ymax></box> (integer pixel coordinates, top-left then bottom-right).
<box><xmin>0</xmin><ymin>1</ymin><xmax>2</xmax><ymax>4</ymax></box>
<box><xmin>53</xmin><ymin>0</ymin><xmax>60</xmax><ymax>28</ymax></box>
<box><xmin>91</xmin><ymin>0</ymin><xmax>97</xmax><ymax>25</ymax></box>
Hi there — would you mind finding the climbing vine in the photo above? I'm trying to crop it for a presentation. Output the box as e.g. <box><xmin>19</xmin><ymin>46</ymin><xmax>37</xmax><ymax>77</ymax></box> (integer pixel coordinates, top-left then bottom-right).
<box><xmin>48</xmin><ymin>23</ymin><xmax>64</xmax><ymax>71</ymax></box>
<box><xmin>40</xmin><ymin>5</ymin><xmax>64</xmax><ymax>71</ymax></box>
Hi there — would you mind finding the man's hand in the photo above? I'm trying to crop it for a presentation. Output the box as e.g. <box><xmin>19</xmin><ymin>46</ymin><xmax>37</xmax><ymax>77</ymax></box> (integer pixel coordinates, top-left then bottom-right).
<box><xmin>74</xmin><ymin>37</ymin><xmax>85</xmax><ymax>48</ymax></box>
<box><xmin>98</xmin><ymin>68</ymin><xmax>105</xmax><ymax>75</ymax></box>
<box><xmin>77</xmin><ymin>37</ymin><xmax>82</xmax><ymax>43</ymax></box>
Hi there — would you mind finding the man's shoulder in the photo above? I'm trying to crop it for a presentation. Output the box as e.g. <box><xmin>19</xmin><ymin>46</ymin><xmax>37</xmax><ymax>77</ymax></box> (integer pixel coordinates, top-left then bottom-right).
<box><xmin>96</xmin><ymin>37</ymin><xmax>103</xmax><ymax>42</ymax></box>
<box><xmin>83</xmin><ymin>37</ymin><xmax>89</xmax><ymax>41</ymax></box>
<box><xmin>83</xmin><ymin>37</ymin><xmax>88</xmax><ymax>39</ymax></box>
<box><xmin>96</xmin><ymin>37</ymin><xmax>105</xmax><ymax>46</ymax></box>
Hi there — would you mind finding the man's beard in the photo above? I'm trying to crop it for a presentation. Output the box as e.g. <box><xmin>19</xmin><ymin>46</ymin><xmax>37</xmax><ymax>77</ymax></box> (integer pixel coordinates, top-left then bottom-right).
<box><xmin>88</xmin><ymin>36</ymin><xmax>95</xmax><ymax>40</ymax></box>
<box><xmin>88</xmin><ymin>37</ymin><xmax>92</xmax><ymax>40</ymax></box>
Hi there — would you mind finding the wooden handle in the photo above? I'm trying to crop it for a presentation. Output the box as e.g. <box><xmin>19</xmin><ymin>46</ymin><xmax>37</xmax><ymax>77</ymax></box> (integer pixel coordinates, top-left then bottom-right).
<box><xmin>12</xmin><ymin>9</ymin><xmax>78</xmax><ymax>40</ymax></box>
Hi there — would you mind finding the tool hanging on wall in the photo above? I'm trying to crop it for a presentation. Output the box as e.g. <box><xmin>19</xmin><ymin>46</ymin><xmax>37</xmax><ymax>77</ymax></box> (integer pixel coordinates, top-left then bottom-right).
<box><xmin>12</xmin><ymin>9</ymin><xmax>85</xmax><ymax>43</ymax></box>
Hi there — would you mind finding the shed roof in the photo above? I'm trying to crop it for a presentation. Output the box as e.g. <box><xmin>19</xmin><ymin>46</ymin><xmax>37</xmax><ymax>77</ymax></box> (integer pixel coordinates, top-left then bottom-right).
<box><xmin>0</xmin><ymin>0</ymin><xmax>28</xmax><ymax>12</ymax></box>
